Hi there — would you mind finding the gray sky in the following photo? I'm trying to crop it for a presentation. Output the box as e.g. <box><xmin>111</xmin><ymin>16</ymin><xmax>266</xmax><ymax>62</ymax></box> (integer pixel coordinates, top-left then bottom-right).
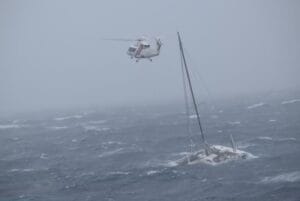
<box><xmin>1</xmin><ymin>0</ymin><xmax>300</xmax><ymax>115</ymax></box>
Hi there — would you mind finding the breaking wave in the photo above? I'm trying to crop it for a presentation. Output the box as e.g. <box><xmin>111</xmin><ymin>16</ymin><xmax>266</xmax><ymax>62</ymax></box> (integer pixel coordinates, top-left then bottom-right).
<box><xmin>281</xmin><ymin>99</ymin><xmax>300</xmax><ymax>105</ymax></box>
<box><xmin>228</xmin><ymin>121</ymin><xmax>241</xmax><ymax>125</ymax></box>
<box><xmin>83</xmin><ymin>125</ymin><xmax>110</xmax><ymax>132</ymax></box>
<box><xmin>257</xmin><ymin>136</ymin><xmax>273</xmax><ymax>141</ymax></box>
<box><xmin>0</xmin><ymin>124</ymin><xmax>26</xmax><ymax>130</ymax></box>
<box><xmin>87</xmin><ymin>120</ymin><xmax>107</xmax><ymax>124</ymax></box>
<box><xmin>47</xmin><ymin>126</ymin><xmax>68</xmax><ymax>130</ymax></box>
<box><xmin>54</xmin><ymin>115</ymin><xmax>83</xmax><ymax>121</ymax></box>
<box><xmin>107</xmin><ymin>171</ymin><xmax>130</xmax><ymax>176</ymax></box>
<box><xmin>98</xmin><ymin>148</ymin><xmax>124</xmax><ymax>158</ymax></box>
<box><xmin>247</xmin><ymin>102</ymin><xmax>266</xmax><ymax>109</ymax></box>
<box><xmin>261</xmin><ymin>171</ymin><xmax>300</xmax><ymax>183</ymax></box>
<box><xmin>257</xmin><ymin>136</ymin><xmax>296</xmax><ymax>142</ymax></box>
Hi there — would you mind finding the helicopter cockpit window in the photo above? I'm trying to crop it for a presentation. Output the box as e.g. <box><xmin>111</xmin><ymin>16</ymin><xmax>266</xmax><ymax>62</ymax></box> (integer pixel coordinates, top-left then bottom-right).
<box><xmin>128</xmin><ymin>47</ymin><xmax>136</xmax><ymax>52</ymax></box>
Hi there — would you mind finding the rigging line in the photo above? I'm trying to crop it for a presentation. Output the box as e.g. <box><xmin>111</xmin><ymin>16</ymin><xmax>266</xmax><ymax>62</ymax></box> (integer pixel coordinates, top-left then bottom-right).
<box><xmin>184</xmin><ymin>47</ymin><xmax>218</xmax><ymax>110</ymax></box>
<box><xmin>180</xmin><ymin>46</ymin><xmax>194</xmax><ymax>152</ymax></box>
<box><xmin>177</xmin><ymin>32</ymin><xmax>207</xmax><ymax>146</ymax></box>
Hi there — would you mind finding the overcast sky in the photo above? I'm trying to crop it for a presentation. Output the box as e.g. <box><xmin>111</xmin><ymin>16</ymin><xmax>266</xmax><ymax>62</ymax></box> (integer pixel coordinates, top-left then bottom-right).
<box><xmin>1</xmin><ymin>0</ymin><xmax>299</xmax><ymax>115</ymax></box>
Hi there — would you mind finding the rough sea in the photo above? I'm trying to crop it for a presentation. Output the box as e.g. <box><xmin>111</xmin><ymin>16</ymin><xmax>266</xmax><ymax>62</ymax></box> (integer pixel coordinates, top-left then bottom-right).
<box><xmin>1</xmin><ymin>91</ymin><xmax>300</xmax><ymax>201</ymax></box>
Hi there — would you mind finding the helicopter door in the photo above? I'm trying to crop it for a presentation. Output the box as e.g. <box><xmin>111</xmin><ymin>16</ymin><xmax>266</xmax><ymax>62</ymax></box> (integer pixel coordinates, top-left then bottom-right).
<box><xmin>135</xmin><ymin>44</ymin><xmax>143</xmax><ymax>57</ymax></box>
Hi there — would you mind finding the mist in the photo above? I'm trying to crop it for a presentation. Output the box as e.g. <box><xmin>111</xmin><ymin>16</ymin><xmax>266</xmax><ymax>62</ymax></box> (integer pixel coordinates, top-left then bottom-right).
<box><xmin>1</xmin><ymin>0</ymin><xmax>300</xmax><ymax>115</ymax></box>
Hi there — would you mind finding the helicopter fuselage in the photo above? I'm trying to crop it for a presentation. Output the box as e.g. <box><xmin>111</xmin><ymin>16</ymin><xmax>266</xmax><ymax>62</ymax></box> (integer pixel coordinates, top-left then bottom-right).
<box><xmin>126</xmin><ymin>39</ymin><xmax>162</xmax><ymax>61</ymax></box>
<box><xmin>127</xmin><ymin>46</ymin><xmax>159</xmax><ymax>59</ymax></box>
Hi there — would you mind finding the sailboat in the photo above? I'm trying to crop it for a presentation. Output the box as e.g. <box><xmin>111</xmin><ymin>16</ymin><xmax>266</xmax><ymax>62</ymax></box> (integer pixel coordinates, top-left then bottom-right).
<box><xmin>175</xmin><ymin>32</ymin><xmax>253</xmax><ymax>165</ymax></box>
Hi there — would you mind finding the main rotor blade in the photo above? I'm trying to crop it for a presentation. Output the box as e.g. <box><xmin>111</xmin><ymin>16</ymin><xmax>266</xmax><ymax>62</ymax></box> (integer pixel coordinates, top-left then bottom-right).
<box><xmin>102</xmin><ymin>38</ymin><xmax>138</xmax><ymax>42</ymax></box>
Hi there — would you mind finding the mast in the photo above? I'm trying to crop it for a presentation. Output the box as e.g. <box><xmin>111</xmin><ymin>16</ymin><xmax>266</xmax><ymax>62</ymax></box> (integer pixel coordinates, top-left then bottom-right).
<box><xmin>177</xmin><ymin>32</ymin><xmax>209</xmax><ymax>154</ymax></box>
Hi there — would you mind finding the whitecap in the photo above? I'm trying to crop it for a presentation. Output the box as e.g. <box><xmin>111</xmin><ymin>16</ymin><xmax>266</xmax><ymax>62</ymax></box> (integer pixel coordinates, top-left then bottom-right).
<box><xmin>257</xmin><ymin>136</ymin><xmax>273</xmax><ymax>140</ymax></box>
<box><xmin>84</xmin><ymin>125</ymin><xmax>110</xmax><ymax>132</ymax></box>
<box><xmin>8</xmin><ymin>168</ymin><xmax>35</xmax><ymax>172</ymax></box>
<box><xmin>268</xmin><ymin>119</ymin><xmax>277</xmax><ymax>122</ymax></box>
<box><xmin>0</xmin><ymin>124</ymin><xmax>23</xmax><ymax>129</ymax></box>
<box><xmin>281</xmin><ymin>99</ymin><xmax>300</xmax><ymax>105</ymax></box>
<box><xmin>189</xmin><ymin>114</ymin><xmax>197</xmax><ymax>119</ymax></box>
<box><xmin>172</xmin><ymin>152</ymin><xmax>191</xmax><ymax>156</ymax></box>
<box><xmin>228</xmin><ymin>121</ymin><xmax>241</xmax><ymax>125</ymax></box>
<box><xmin>201</xmin><ymin>178</ymin><xmax>207</xmax><ymax>182</ymax></box>
<box><xmin>257</xmin><ymin>136</ymin><xmax>296</xmax><ymax>142</ymax></box>
<box><xmin>98</xmin><ymin>148</ymin><xmax>123</xmax><ymax>158</ymax></box>
<box><xmin>238</xmin><ymin>143</ymin><xmax>256</xmax><ymax>149</ymax></box>
<box><xmin>54</xmin><ymin>115</ymin><xmax>83</xmax><ymax>121</ymax></box>
<box><xmin>164</xmin><ymin>160</ymin><xmax>179</xmax><ymax>167</ymax></box>
<box><xmin>102</xmin><ymin>141</ymin><xmax>124</xmax><ymax>145</ymax></box>
<box><xmin>40</xmin><ymin>153</ymin><xmax>48</xmax><ymax>159</ymax></box>
<box><xmin>277</xmin><ymin>137</ymin><xmax>297</xmax><ymax>142</ymax></box>
<box><xmin>261</xmin><ymin>171</ymin><xmax>300</xmax><ymax>183</ymax></box>
<box><xmin>108</xmin><ymin>171</ymin><xmax>130</xmax><ymax>176</ymax></box>
<box><xmin>247</xmin><ymin>102</ymin><xmax>266</xmax><ymax>109</ymax></box>
<box><xmin>48</xmin><ymin>126</ymin><xmax>68</xmax><ymax>130</ymax></box>
<box><xmin>146</xmin><ymin>170</ymin><xmax>160</xmax><ymax>175</ymax></box>
<box><xmin>78</xmin><ymin>172</ymin><xmax>95</xmax><ymax>177</ymax></box>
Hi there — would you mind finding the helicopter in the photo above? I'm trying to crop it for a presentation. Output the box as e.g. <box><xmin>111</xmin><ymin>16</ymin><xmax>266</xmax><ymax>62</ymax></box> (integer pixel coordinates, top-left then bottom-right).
<box><xmin>103</xmin><ymin>37</ymin><xmax>162</xmax><ymax>62</ymax></box>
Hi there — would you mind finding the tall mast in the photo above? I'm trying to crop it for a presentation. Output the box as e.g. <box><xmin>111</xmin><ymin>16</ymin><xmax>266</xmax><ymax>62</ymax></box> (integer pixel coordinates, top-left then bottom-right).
<box><xmin>177</xmin><ymin>32</ymin><xmax>208</xmax><ymax>149</ymax></box>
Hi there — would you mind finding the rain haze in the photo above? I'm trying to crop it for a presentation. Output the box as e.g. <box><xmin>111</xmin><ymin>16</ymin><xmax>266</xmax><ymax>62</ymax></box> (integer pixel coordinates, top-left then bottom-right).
<box><xmin>1</xmin><ymin>0</ymin><xmax>300</xmax><ymax>115</ymax></box>
<box><xmin>1</xmin><ymin>1</ymin><xmax>300</xmax><ymax>201</ymax></box>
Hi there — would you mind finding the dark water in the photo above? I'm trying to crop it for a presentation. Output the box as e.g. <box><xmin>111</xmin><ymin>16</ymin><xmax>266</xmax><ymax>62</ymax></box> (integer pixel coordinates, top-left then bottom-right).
<box><xmin>1</xmin><ymin>93</ymin><xmax>300</xmax><ymax>201</ymax></box>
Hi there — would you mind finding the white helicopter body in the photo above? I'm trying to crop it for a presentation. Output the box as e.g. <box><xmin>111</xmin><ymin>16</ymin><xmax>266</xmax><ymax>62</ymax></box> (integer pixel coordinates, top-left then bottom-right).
<box><xmin>104</xmin><ymin>37</ymin><xmax>162</xmax><ymax>62</ymax></box>
<box><xmin>127</xmin><ymin>39</ymin><xmax>162</xmax><ymax>61</ymax></box>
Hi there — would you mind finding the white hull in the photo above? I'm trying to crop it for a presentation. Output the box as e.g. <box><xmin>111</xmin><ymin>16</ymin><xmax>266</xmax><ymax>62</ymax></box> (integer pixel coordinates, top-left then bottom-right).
<box><xmin>176</xmin><ymin>145</ymin><xmax>256</xmax><ymax>166</ymax></box>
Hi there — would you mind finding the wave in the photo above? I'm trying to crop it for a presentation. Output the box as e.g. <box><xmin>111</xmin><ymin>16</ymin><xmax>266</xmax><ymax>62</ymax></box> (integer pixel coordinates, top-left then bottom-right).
<box><xmin>146</xmin><ymin>170</ymin><xmax>161</xmax><ymax>175</ymax></box>
<box><xmin>281</xmin><ymin>99</ymin><xmax>300</xmax><ymax>105</ymax></box>
<box><xmin>247</xmin><ymin>102</ymin><xmax>266</xmax><ymax>109</ymax></box>
<box><xmin>172</xmin><ymin>152</ymin><xmax>191</xmax><ymax>156</ymax></box>
<box><xmin>8</xmin><ymin>168</ymin><xmax>35</xmax><ymax>172</ymax></box>
<box><xmin>98</xmin><ymin>148</ymin><xmax>124</xmax><ymax>158</ymax></box>
<box><xmin>189</xmin><ymin>114</ymin><xmax>197</xmax><ymax>119</ymax></box>
<box><xmin>83</xmin><ymin>125</ymin><xmax>110</xmax><ymax>132</ymax></box>
<box><xmin>261</xmin><ymin>171</ymin><xmax>300</xmax><ymax>183</ymax></box>
<box><xmin>88</xmin><ymin>120</ymin><xmax>107</xmax><ymax>124</ymax></box>
<box><xmin>40</xmin><ymin>153</ymin><xmax>48</xmax><ymax>159</ymax></box>
<box><xmin>54</xmin><ymin>115</ymin><xmax>83</xmax><ymax>121</ymax></box>
<box><xmin>257</xmin><ymin>136</ymin><xmax>273</xmax><ymax>140</ymax></box>
<box><xmin>47</xmin><ymin>126</ymin><xmax>68</xmax><ymax>130</ymax></box>
<box><xmin>257</xmin><ymin>136</ymin><xmax>296</xmax><ymax>142</ymax></box>
<box><xmin>238</xmin><ymin>143</ymin><xmax>256</xmax><ymax>149</ymax></box>
<box><xmin>71</xmin><ymin>139</ymin><xmax>78</xmax><ymax>143</ymax></box>
<box><xmin>8</xmin><ymin>168</ymin><xmax>48</xmax><ymax>173</ymax></box>
<box><xmin>107</xmin><ymin>171</ymin><xmax>130</xmax><ymax>176</ymax></box>
<box><xmin>102</xmin><ymin>141</ymin><xmax>124</xmax><ymax>146</ymax></box>
<box><xmin>144</xmin><ymin>159</ymin><xmax>178</xmax><ymax>168</ymax></box>
<box><xmin>228</xmin><ymin>121</ymin><xmax>241</xmax><ymax>125</ymax></box>
<box><xmin>0</xmin><ymin>124</ymin><xmax>25</xmax><ymax>130</ymax></box>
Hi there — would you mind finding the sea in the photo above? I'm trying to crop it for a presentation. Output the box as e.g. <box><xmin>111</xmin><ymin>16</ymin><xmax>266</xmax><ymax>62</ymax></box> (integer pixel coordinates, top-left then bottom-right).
<box><xmin>1</xmin><ymin>91</ymin><xmax>300</xmax><ymax>201</ymax></box>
